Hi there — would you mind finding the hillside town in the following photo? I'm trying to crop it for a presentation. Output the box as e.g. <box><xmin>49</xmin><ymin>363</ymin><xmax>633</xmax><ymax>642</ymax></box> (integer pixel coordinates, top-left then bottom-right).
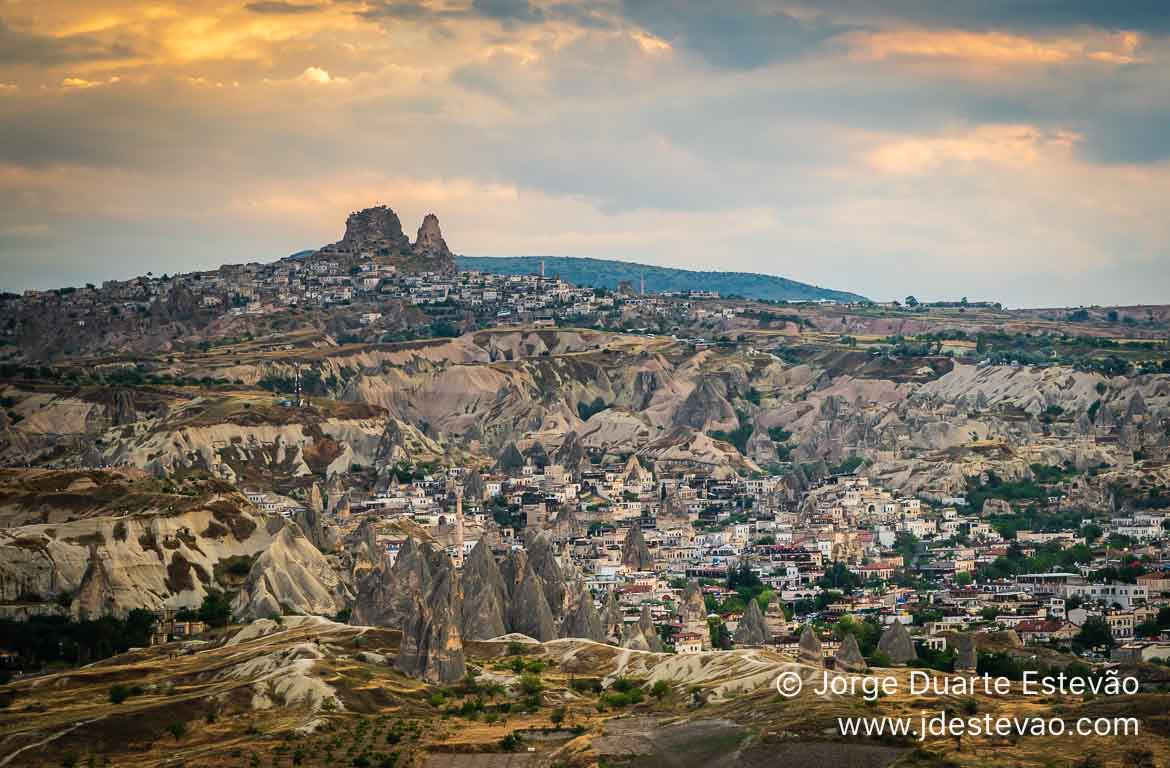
<box><xmin>227</xmin><ymin>444</ymin><xmax>1170</xmax><ymax>672</ymax></box>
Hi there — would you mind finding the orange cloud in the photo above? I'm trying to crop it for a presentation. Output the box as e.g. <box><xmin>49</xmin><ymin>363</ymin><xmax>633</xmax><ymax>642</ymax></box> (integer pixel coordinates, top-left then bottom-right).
<box><xmin>866</xmin><ymin>124</ymin><xmax>1081</xmax><ymax>175</ymax></box>
<box><xmin>848</xmin><ymin>29</ymin><xmax>1077</xmax><ymax>65</ymax></box>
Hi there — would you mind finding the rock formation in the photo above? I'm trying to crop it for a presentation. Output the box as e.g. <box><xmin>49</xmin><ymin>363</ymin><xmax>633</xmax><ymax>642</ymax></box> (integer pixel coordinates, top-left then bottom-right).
<box><xmin>459</xmin><ymin>538</ymin><xmax>508</xmax><ymax>640</ymax></box>
<box><xmin>733</xmin><ymin>598</ymin><xmax>768</xmax><ymax>646</ymax></box>
<box><xmin>621</xmin><ymin>525</ymin><xmax>653</xmax><ymax>571</ymax></box>
<box><xmin>638</xmin><ymin>605</ymin><xmax>664</xmax><ymax>652</ymax></box>
<box><xmin>507</xmin><ymin>561</ymin><xmax>558</xmax><ymax>641</ymax></box>
<box><xmin>526</xmin><ymin>531</ymin><xmax>571</xmax><ymax>618</ymax></box>
<box><xmin>834</xmin><ymin>633</ymin><xmax>866</xmax><ymax>672</ymax></box>
<box><xmin>350</xmin><ymin>536</ymin><xmax>432</xmax><ymax>628</ymax></box>
<box><xmin>340</xmin><ymin>205</ymin><xmax>410</xmax><ymax>253</ymax></box>
<box><xmin>561</xmin><ymin>592</ymin><xmax>606</xmax><ymax>642</ymax></box>
<box><xmin>72</xmin><ymin>544</ymin><xmax>116</xmax><ymax>621</ymax></box>
<box><xmin>412</xmin><ymin>213</ymin><xmax>454</xmax><ymax>264</ymax></box>
<box><xmin>678</xmin><ymin>580</ymin><xmax>710</xmax><ymax>649</ymax></box>
<box><xmin>602</xmin><ymin>589</ymin><xmax>623</xmax><ymax>642</ymax></box>
<box><xmin>396</xmin><ymin>549</ymin><xmax>466</xmax><ymax>684</ymax></box>
<box><xmin>954</xmin><ymin>634</ymin><xmax>977</xmax><ymax>672</ymax></box>
<box><xmin>233</xmin><ymin>526</ymin><xmax>351</xmax><ymax>620</ymax></box>
<box><xmin>798</xmin><ymin>624</ymin><xmax>823</xmax><ymax>665</ymax></box>
<box><xmin>497</xmin><ymin>442</ymin><xmax>525</xmax><ymax>474</ymax></box>
<box><xmin>621</xmin><ymin>622</ymin><xmax>652</xmax><ymax>651</ymax></box>
<box><xmin>350</xmin><ymin>536</ymin><xmax>466</xmax><ymax>683</ymax></box>
<box><xmin>877</xmin><ymin>622</ymin><xmax>917</xmax><ymax>665</ymax></box>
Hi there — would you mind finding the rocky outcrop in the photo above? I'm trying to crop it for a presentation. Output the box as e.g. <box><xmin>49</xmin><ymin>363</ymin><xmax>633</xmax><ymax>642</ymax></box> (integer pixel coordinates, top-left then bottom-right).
<box><xmin>561</xmin><ymin>592</ymin><xmax>606</xmax><ymax>642</ymax></box>
<box><xmin>233</xmin><ymin>526</ymin><xmax>350</xmax><ymax>620</ymax></box>
<box><xmin>980</xmin><ymin>498</ymin><xmax>1013</xmax><ymax>518</ymax></box>
<box><xmin>340</xmin><ymin>206</ymin><xmax>410</xmax><ymax>253</ymax></box>
<box><xmin>621</xmin><ymin>525</ymin><xmax>653</xmax><ymax>571</ymax></box>
<box><xmin>350</xmin><ymin>536</ymin><xmax>431</xmax><ymax>628</ymax></box>
<box><xmin>349</xmin><ymin>536</ymin><xmax>466</xmax><ymax>683</ymax></box>
<box><xmin>497</xmin><ymin>442</ymin><xmax>525</xmax><ymax>474</ymax></box>
<box><xmin>0</xmin><ymin>476</ymin><xmax>314</xmax><ymax>618</ymax></box>
<box><xmin>798</xmin><ymin>624</ymin><xmax>822</xmax><ymax>665</ymax></box>
<box><xmin>507</xmin><ymin>561</ymin><xmax>558</xmax><ymax>642</ymax></box>
<box><xmin>459</xmin><ymin>538</ymin><xmax>508</xmax><ymax>640</ymax></box>
<box><xmin>954</xmin><ymin>634</ymin><xmax>977</xmax><ymax>672</ymax></box>
<box><xmin>877</xmin><ymin>622</ymin><xmax>917</xmax><ymax>665</ymax></box>
<box><xmin>733</xmin><ymin>598</ymin><xmax>768</xmax><ymax>646</ymax></box>
<box><xmin>526</xmin><ymin>531</ymin><xmax>572</xmax><ymax>619</ymax></box>
<box><xmin>621</xmin><ymin>622</ymin><xmax>652</xmax><ymax>651</ymax></box>
<box><xmin>463</xmin><ymin>469</ymin><xmax>486</xmax><ymax>502</ymax></box>
<box><xmin>412</xmin><ymin>213</ymin><xmax>454</xmax><ymax>264</ymax></box>
<box><xmin>620</xmin><ymin>606</ymin><xmax>663</xmax><ymax>652</ymax></box>
<box><xmin>678</xmin><ymin>580</ymin><xmax>709</xmax><ymax>649</ymax></box>
<box><xmin>72</xmin><ymin>544</ymin><xmax>115</xmax><ymax>621</ymax></box>
<box><xmin>295</xmin><ymin>483</ymin><xmax>337</xmax><ymax>553</ymax></box>
<box><xmin>603</xmin><ymin>589</ymin><xmax>623</xmax><ymax>642</ymax></box>
<box><xmin>396</xmin><ymin>547</ymin><xmax>465</xmax><ymax>684</ymax></box>
<box><xmin>834</xmin><ymin>633</ymin><xmax>866</xmax><ymax>672</ymax></box>
<box><xmin>639</xmin><ymin>605</ymin><xmax>664</xmax><ymax>652</ymax></box>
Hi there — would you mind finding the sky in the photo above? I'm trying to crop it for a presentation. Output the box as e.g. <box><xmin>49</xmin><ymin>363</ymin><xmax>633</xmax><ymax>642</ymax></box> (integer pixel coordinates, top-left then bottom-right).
<box><xmin>1</xmin><ymin>1</ymin><xmax>1169</xmax><ymax>307</ymax></box>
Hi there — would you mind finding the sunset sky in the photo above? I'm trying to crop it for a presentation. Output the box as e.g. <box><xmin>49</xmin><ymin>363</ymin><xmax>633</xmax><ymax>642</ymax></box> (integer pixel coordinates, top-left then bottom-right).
<box><xmin>1</xmin><ymin>1</ymin><xmax>1168</xmax><ymax>306</ymax></box>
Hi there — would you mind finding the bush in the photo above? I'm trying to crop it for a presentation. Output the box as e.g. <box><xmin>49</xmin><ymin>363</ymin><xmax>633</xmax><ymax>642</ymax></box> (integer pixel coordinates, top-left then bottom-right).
<box><xmin>519</xmin><ymin>673</ymin><xmax>544</xmax><ymax>695</ymax></box>
<box><xmin>569</xmin><ymin>677</ymin><xmax>602</xmax><ymax>694</ymax></box>
<box><xmin>109</xmin><ymin>683</ymin><xmax>144</xmax><ymax>704</ymax></box>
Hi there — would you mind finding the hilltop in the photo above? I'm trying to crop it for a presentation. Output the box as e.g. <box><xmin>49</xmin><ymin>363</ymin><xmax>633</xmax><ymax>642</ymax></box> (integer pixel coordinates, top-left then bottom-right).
<box><xmin>456</xmin><ymin>255</ymin><xmax>866</xmax><ymax>302</ymax></box>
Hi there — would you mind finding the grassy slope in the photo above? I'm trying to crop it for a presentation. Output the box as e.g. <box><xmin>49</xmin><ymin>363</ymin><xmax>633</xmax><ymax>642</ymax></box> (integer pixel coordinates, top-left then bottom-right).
<box><xmin>456</xmin><ymin>256</ymin><xmax>867</xmax><ymax>303</ymax></box>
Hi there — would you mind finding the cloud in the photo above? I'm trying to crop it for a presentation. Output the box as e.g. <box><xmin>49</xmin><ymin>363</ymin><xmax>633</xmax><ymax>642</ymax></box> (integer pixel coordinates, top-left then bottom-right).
<box><xmin>472</xmin><ymin>0</ymin><xmax>544</xmax><ymax>24</ymax></box>
<box><xmin>866</xmin><ymin>124</ymin><xmax>1080</xmax><ymax>174</ymax></box>
<box><xmin>810</xmin><ymin>1</ymin><xmax>1170</xmax><ymax>36</ymax></box>
<box><xmin>1081</xmin><ymin>110</ymin><xmax>1170</xmax><ymax>164</ymax></box>
<box><xmin>297</xmin><ymin>65</ymin><xmax>342</xmax><ymax>84</ymax></box>
<box><xmin>0</xmin><ymin>0</ymin><xmax>1167</xmax><ymax>305</ymax></box>
<box><xmin>61</xmin><ymin>75</ymin><xmax>122</xmax><ymax>89</ymax></box>
<box><xmin>618</xmin><ymin>0</ymin><xmax>847</xmax><ymax>69</ymax></box>
<box><xmin>847</xmin><ymin>29</ymin><xmax>1077</xmax><ymax>64</ymax></box>
<box><xmin>244</xmin><ymin>1</ymin><xmax>323</xmax><ymax>13</ymax></box>
<box><xmin>0</xmin><ymin>16</ymin><xmax>136</xmax><ymax>67</ymax></box>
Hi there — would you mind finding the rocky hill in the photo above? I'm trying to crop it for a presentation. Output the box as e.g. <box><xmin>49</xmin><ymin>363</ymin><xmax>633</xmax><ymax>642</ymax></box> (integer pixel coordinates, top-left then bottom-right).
<box><xmin>0</xmin><ymin>470</ymin><xmax>346</xmax><ymax>620</ymax></box>
<box><xmin>306</xmin><ymin>205</ymin><xmax>456</xmax><ymax>274</ymax></box>
<box><xmin>4</xmin><ymin>616</ymin><xmax>1169</xmax><ymax>768</ymax></box>
<box><xmin>456</xmin><ymin>255</ymin><xmax>866</xmax><ymax>302</ymax></box>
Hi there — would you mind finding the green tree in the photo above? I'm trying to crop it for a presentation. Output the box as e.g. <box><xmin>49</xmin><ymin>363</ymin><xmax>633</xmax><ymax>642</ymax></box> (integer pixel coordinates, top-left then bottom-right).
<box><xmin>197</xmin><ymin>589</ymin><xmax>233</xmax><ymax>628</ymax></box>
<box><xmin>1076</xmin><ymin>617</ymin><xmax>1114</xmax><ymax>649</ymax></box>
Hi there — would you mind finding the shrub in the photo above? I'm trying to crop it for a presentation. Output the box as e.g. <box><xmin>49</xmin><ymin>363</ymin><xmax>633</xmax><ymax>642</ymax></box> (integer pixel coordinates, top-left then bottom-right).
<box><xmin>519</xmin><ymin>673</ymin><xmax>544</xmax><ymax>695</ymax></box>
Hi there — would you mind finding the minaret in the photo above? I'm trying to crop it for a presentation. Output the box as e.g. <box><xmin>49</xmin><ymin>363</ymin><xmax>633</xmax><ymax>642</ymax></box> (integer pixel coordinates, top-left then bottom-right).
<box><xmin>640</xmin><ymin>271</ymin><xmax>645</xmax><ymax>296</ymax></box>
<box><xmin>455</xmin><ymin>488</ymin><xmax>465</xmax><ymax>568</ymax></box>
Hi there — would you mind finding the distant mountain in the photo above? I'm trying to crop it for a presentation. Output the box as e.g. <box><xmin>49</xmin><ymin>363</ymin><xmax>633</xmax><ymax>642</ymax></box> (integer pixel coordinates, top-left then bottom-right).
<box><xmin>455</xmin><ymin>256</ymin><xmax>866</xmax><ymax>303</ymax></box>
